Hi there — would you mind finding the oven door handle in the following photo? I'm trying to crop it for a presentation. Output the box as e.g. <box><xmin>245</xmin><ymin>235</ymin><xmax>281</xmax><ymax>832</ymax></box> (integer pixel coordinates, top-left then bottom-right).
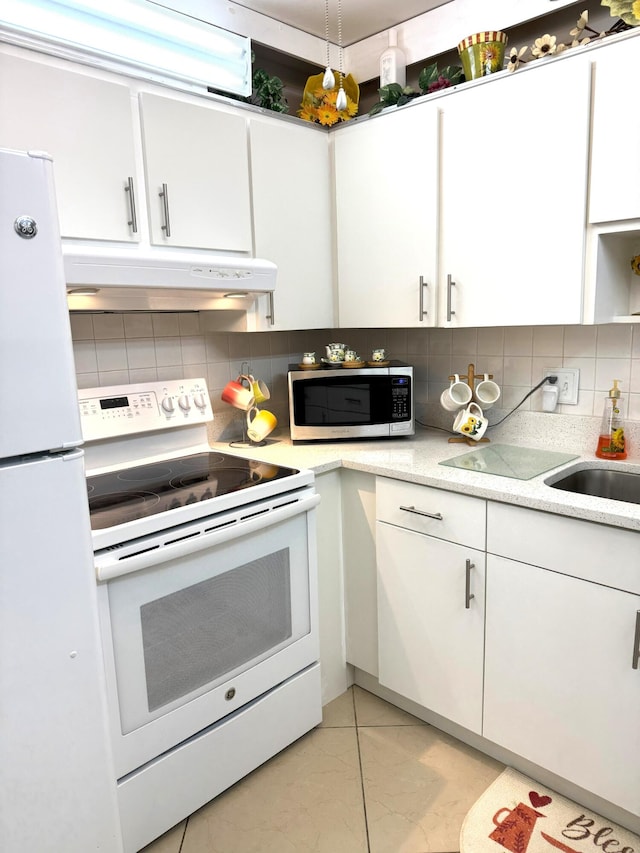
<box><xmin>95</xmin><ymin>492</ymin><xmax>321</xmax><ymax>582</ymax></box>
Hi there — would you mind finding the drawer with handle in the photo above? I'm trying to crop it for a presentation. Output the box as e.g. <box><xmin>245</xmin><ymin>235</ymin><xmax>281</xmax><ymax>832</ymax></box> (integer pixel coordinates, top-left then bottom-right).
<box><xmin>376</xmin><ymin>476</ymin><xmax>486</xmax><ymax>550</ymax></box>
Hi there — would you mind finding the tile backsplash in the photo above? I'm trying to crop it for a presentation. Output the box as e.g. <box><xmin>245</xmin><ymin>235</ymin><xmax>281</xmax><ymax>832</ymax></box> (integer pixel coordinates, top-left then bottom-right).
<box><xmin>70</xmin><ymin>314</ymin><xmax>640</xmax><ymax>440</ymax></box>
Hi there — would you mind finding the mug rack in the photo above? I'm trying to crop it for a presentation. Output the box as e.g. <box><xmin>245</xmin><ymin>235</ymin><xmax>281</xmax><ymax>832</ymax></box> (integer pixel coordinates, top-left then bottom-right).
<box><xmin>447</xmin><ymin>362</ymin><xmax>492</xmax><ymax>446</ymax></box>
<box><xmin>229</xmin><ymin>361</ymin><xmax>266</xmax><ymax>449</ymax></box>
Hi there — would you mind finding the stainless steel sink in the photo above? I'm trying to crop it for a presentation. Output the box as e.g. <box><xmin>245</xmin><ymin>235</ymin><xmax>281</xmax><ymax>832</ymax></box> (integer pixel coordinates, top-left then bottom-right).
<box><xmin>547</xmin><ymin>467</ymin><xmax>640</xmax><ymax>505</ymax></box>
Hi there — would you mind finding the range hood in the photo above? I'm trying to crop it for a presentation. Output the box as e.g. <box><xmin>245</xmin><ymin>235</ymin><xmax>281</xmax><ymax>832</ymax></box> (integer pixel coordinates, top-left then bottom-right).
<box><xmin>64</xmin><ymin>247</ymin><xmax>277</xmax><ymax>312</ymax></box>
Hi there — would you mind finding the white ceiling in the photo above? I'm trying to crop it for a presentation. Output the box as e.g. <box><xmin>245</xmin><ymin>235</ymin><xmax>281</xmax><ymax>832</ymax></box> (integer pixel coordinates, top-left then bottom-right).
<box><xmin>228</xmin><ymin>0</ymin><xmax>454</xmax><ymax>46</ymax></box>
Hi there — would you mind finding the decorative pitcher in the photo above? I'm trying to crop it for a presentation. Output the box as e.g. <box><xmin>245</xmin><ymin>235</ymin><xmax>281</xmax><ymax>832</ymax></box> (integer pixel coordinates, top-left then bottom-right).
<box><xmin>489</xmin><ymin>802</ymin><xmax>546</xmax><ymax>852</ymax></box>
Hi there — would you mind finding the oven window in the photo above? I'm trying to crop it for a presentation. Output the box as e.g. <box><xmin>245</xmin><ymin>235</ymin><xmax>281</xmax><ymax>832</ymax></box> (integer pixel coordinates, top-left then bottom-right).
<box><xmin>105</xmin><ymin>511</ymin><xmax>312</xmax><ymax>735</ymax></box>
<box><xmin>141</xmin><ymin>550</ymin><xmax>291</xmax><ymax>712</ymax></box>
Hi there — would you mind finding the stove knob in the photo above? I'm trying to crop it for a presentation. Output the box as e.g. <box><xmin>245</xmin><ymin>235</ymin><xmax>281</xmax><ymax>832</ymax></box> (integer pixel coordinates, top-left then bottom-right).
<box><xmin>178</xmin><ymin>394</ymin><xmax>191</xmax><ymax>412</ymax></box>
<box><xmin>169</xmin><ymin>498</ymin><xmax>181</xmax><ymax>510</ymax></box>
<box><xmin>185</xmin><ymin>493</ymin><xmax>198</xmax><ymax>504</ymax></box>
<box><xmin>193</xmin><ymin>393</ymin><xmax>207</xmax><ymax>410</ymax></box>
<box><xmin>161</xmin><ymin>397</ymin><xmax>175</xmax><ymax>414</ymax></box>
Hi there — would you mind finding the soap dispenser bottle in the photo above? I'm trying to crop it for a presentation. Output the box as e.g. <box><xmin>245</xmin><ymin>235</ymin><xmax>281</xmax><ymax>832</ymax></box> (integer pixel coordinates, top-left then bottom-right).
<box><xmin>596</xmin><ymin>379</ymin><xmax>627</xmax><ymax>459</ymax></box>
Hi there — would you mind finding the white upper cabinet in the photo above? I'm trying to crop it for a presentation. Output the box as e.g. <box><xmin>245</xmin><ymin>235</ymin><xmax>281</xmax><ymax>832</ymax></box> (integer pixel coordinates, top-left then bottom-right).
<box><xmin>589</xmin><ymin>34</ymin><xmax>640</xmax><ymax>224</ymax></box>
<box><xmin>440</xmin><ymin>56</ymin><xmax>591</xmax><ymax>327</ymax></box>
<box><xmin>249</xmin><ymin>118</ymin><xmax>334</xmax><ymax>330</ymax></box>
<box><xmin>334</xmin><ymin>102</ymin><xmax>439</xmax><ymax>328</ymax></box>
<box><xmin>139</xmin><ymin>93</ymin><xmax>252</xmax><ymax>252</ymax></box>
<box><xmin>0</xmin><ymin>51</ymin><xmax>139</xmax><ymax>242</ymax></box>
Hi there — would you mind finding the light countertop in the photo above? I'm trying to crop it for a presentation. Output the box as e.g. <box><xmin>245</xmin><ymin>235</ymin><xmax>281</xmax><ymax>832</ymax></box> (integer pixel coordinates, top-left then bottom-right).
<box><xmin>212</xmin><ymin>424</ymin><xmax>640</xmax><ymax>533</ymax></box>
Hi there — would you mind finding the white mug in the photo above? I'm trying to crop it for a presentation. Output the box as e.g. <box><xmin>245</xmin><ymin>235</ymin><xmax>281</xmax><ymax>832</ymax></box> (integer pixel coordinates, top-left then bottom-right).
<box><xmin>453</xmin><ymin>402</ymin><xmax>488</xmax><ymax>441</ymax></box>
<box><xmin>344</xmin><ymin>349</ymin><xmax>359</xmax><ymax>362</ymax></box>
<box><xmin>440</xmin><ymin>374</ymin><xmax>473</xmax><ymax>412</ymax></box>
<box><xmin>474</xmin><ymin>374</ymin><xmax>501</xmax><ymax>409</ymax></box>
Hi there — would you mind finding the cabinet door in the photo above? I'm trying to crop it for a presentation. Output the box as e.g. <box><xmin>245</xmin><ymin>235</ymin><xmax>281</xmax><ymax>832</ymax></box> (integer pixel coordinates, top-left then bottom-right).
<box><xmin>484</xmin><ymin>555</ymin><xmax>640</xmax><ymax>816</ymax></box>
<box><xmin>377</xmin><ymin>521</ymin><xmax>485</xmax><ymax>733</ymax></box>
<box><xmin>334</xmin><ymin>102</ymin><xmax>439</xmax><ymax>328</ymax></box>
<box><xmin>440</xmin><ymin>57</ymin><xmax>590</xmax><ymax>326</ymax></box>
<box><xmin>140</xmin><ymin>93</ymin><xmax>251</xmax><ymax>251</ymax></box>
<box><xmin>590</xmin><ymin>36</ymin><xmax>640</xmax><ymax>223</ymax></box>
<box><xmin>343</xmin><ymin>470</ymin><xmax>378</xmax><ymax>676</ymax></box>
<box><xmin>0</xmin><ymin>52</ymin><xmax>139</xmax><ymax>242</ymax></box>
<box><xmin>249</xmin><ymin>119</ymin><xmax>334</xmax><ymax>330</ymax></box>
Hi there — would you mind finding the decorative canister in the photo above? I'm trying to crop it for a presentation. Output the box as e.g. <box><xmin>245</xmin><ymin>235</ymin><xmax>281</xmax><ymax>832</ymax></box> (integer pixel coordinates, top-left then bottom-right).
<box><xmin>457</xmin><ymin>31</ymin><xmax>508</xmax><ymax>79</ymax></box>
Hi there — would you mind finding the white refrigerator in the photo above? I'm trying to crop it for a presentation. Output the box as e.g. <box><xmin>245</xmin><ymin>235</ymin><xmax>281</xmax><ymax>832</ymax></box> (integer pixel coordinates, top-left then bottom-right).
<box><xmin>0</xmin><ymin>150</ymin><xmax>122</xmax><ymax>851</ymax></box>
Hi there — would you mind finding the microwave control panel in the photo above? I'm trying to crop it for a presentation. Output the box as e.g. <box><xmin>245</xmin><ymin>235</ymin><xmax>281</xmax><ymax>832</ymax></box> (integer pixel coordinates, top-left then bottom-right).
<box><xmin>391</xmin><ymin>377</ymin><xmax>411</xmax><ymax>420</ymax></box>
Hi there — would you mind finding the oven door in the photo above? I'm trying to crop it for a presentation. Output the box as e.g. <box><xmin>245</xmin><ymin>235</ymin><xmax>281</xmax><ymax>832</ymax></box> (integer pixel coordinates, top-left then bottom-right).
<box><xmin>94</xmin><ymin>488</ymin><xmax>320</xmax><ymax>779</ymax></box>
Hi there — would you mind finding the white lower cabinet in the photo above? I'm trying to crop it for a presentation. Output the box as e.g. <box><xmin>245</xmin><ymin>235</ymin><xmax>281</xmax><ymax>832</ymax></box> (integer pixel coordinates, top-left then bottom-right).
<box><xmin>342</xmin><ymin>470</ymin><xmax>378</xmax><ymax>676</ymax></box>
<box><xmin>376</xmin><ymin>478</ymin><xmax>486</xmax><ymax>733</ymax></box>
<box><xmin>485</xmin><ymin>503</ymin><xmax>640</xmax><ymax>817</ymax></box>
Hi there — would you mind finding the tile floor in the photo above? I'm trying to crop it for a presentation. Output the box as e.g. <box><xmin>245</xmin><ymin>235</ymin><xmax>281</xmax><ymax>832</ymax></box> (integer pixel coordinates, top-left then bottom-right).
<box><xmin>141</xmin><ymin>686</ymin><xmax>505</xmax><ymax>853</ymax></box>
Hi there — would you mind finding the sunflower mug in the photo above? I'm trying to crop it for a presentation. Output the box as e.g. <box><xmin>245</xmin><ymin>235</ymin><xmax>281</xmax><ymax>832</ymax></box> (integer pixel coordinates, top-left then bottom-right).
<box><xmin>452</xmin><ymin>402</ymin><xmax>488</xmax><ymax>441</ymax></box>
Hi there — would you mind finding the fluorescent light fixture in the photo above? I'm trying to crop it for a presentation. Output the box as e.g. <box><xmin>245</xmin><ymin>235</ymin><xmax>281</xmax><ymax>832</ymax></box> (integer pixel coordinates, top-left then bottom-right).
<box><xmin>0</xmin><ymin>0</ymin><xmax>251</xmax><ymax>95</ymax></box>
<box><xmin>68</xmin><ymin>287</ymin><xmax>100</xmax><ymax>295</ymax></box>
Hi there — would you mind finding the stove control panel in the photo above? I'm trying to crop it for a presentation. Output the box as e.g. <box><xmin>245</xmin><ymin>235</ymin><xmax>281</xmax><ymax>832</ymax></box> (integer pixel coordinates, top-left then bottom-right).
<box><xmin>78</xmin><ymin>378</ymin><xmax>213</xmax><ymax>442</ymax></box>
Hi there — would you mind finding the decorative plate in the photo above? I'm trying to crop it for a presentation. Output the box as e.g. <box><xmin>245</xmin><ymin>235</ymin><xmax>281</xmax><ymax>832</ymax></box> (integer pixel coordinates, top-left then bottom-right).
<box><xmin>342</xmin><ymin>360</ymin><xmax>366</xmax><ymax>368</ymax></box>
<box><xmin>367</xmin><ymin>360</ymin><xmax>390</xmax><ymax>367</ymax></box>
<box><xmin>297</xmin><ymin>362</ymin><xmax>321</xmax><ymax>370</ymax></box>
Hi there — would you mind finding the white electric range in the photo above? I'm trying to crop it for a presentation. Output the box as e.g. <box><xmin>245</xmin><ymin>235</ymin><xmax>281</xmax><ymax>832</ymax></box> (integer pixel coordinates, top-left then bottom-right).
<box><xmin>79</xmin><ymin>378</ymin><xmax>322</xmax><ymax>853</ymax></box>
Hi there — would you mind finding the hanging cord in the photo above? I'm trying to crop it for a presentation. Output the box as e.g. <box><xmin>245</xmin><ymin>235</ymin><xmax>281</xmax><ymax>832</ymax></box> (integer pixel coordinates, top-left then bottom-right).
<box><xmin>325</xmin><ymin>0</ymin><xmax>331</xmax><ymax>70</ymax></box>
<box><xmin>415</xmin><ymin>376</ymin><xmax>554</xmax><ymax>433</ymax></box>
<box><xmin>337</xmin><ymin>0</ymin><xmax>343</xmax><ymax>85</ymax></box>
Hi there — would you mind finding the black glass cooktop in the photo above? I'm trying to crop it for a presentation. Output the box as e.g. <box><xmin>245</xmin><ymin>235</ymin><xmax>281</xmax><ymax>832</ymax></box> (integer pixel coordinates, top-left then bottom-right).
<box><xmin>86</xmin><ymin>452</ymin><xmax>299</xmax><ymax>530</ymax></box>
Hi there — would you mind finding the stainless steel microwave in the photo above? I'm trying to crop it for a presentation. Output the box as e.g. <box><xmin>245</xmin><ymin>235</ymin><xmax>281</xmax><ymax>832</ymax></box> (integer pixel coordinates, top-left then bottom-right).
<box><xmin>287</xmin><ymin>362</ymin><xmax>414</xmax><ymax>442</ymax></box>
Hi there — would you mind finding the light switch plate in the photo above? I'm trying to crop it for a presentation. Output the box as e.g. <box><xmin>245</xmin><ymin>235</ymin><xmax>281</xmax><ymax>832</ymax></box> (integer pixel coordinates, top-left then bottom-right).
<box><xmin>544</xmin><ymin>367</ymin><xmax>580</xmax><ymax>405</ymax></box>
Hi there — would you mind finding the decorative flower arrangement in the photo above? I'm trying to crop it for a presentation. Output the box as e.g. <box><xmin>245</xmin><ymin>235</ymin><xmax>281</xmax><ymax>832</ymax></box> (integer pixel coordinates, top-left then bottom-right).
<box><xmin>631</xmin><ymin>255</ymin><xmax>640</xmax><ymax>276</ymax></box>
<box><xmin>506</xmin><ymin>9</ymin><xmax>632</xmax><ymax>72</ymax></box>
<box><xmin>601</xmin><ymin>0</ymin><xmax>640</xmax><ymax>27</ymax></box>
<box><xmin>298</xmin><ymin>72</ymin><xmax>359</xmax><ymax>126</ymax></box>
<box><xmin>368</xmin><ymin>62</ymin><xmax>464</xmax><ymax>115</ymax></box>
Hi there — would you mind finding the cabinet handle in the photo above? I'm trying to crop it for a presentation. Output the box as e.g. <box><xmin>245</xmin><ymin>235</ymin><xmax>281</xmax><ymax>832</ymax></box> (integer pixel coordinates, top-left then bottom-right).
<box><xmin>399</xmin><ymin>504</ymin><xmax>443</xmax><ymax>521</ymax></box>
<box><xmin>265</xmin><ymin>291</ymin><xmax>275</xmax><ymax>326</ymax></box>
<box><xmin>633</xmin><ymin>610</ymin><xmax>640</xmax><ymax>670</ymax></box>
<box><xmin>124</xmin><ymin>176</ymin><xmax>138</xmax><ymax>233</ymax></box>
<box><xmin>159</xmin><ymin>182</ymin><xmax>171</xmax><ymax>237</ymax></box>
<box><xmin>465</xmin><ymin>558</ymin><xmax>475</xmax><ymax>609</ymax></box>
<box><xmin>447</xmin><ymin>274</ymin><xmax>456</xmax><ymax>321</ymax></box>
<box><xmin>419</xmin><ymin>275</ymin><xmax>428</xmax><ymax>321</ymax></box>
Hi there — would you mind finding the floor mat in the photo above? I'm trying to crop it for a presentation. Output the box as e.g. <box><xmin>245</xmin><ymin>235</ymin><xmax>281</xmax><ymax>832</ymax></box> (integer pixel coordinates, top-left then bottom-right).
<box><xmin>460</xmin><ymin>767</ymin><xmax>639</xmax><ymax>853</ymax></box>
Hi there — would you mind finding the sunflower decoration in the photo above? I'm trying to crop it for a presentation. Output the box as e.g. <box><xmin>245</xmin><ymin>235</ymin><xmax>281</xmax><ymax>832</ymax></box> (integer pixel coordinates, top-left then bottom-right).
<box><xmin>631</xmin><ymin>254</ymin><xmax>640</xmax><ymax>276</ymax></box>
<box><xmin>601</xmin><ymin>0</ymin><xmax>640</xmax><ymax>26</ymax></box>
<box><xmin>461</xmin><ymin>417</ymin><xmax>480</xmax><ymax>436</ymax></box>
<box><xmin>298</xmin><ymin>71</ymin><xmax>359</xmax><ymax>127</ymax></box>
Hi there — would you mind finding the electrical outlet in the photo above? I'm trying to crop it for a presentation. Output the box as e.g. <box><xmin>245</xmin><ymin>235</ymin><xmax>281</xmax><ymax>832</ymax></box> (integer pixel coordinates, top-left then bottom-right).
<box><xmin>544</xmin><ymin>368</ymin><xmax>580</xmax><ymax>405</ymax></box>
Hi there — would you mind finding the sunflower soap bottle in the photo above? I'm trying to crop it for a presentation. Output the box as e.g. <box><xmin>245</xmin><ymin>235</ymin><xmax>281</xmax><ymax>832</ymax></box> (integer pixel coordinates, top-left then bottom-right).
<box><xmin>595</xmin><ymin>379</ymin><xmax>627</xmax><ymax>460</ymax></box>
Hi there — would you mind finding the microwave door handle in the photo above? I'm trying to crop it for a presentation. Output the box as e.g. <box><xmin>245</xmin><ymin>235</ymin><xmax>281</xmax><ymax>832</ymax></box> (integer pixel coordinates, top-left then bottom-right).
<box><xmin>95</xmin><ymin>492</ymin><xmax>320</xmax><ymax>582</ymax></box>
